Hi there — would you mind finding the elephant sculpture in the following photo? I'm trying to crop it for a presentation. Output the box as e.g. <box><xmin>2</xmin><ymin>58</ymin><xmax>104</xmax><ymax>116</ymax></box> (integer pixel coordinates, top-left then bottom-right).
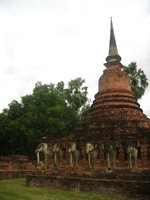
<box><xmin>102</xmin><ymin>141</ymin><xmax>118</xmax><ymax>172</ymax></box>
<box><xmin>68</xmin><ymin>142</ymin><xmax>80</xmax><ymax>168</ymax></box>
<box><xmin>122</xmin><ymin>140</ymin><xmax>139</xmax><ymax>169</ymax></box>
<box><xmin>85</xmin><ymin>142</ymin><xmax>99</xmax><ymax>169</ymax></box>
<box><xmin>52</xmin><ymin>143</ymin><xmax>65</xmax><ymax>167</ymax></box>
<box><xmin>35</xmin><ymin>142</ymin><xmax>51</xmax><ymax>167</ymax></box>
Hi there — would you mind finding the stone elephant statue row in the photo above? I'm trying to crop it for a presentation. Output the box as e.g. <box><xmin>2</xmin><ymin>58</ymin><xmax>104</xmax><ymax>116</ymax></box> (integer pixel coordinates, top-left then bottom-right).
<box><xmin>35</xmin><ymin>141</ymin><xmax>81</xmax><ymax>168</ymax></box>
<box><xmin>35</xmin><ymin>140</ymin><xmax>140</xmax><ymax>171</ymax></box>
<box><xmin>86</xmin><ymin>140</ymin><xmax>140</xmax><ymax>171</ymax></box>
<box><xmin>52</xmin><ymin>142</ymin><xmax>81</xmax><ymax>168</ymax></box>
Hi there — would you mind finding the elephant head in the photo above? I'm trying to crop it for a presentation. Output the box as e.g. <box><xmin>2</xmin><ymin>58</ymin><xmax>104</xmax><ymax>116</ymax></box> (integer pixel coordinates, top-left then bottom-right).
<box><xmin>35</xmin><ymin>142</ymin><xmax>51</xmax><ymax>167</ymax></box>
<box><xmin>102</xmin><ymin>141</ymin><xmax>118</xmax><ymax>172</ymax></box>
<box><xmin>122</xmin><ymin>140</ymin><xmax>139</xmax><ymax>169</ymax></box>
<box><xmin>68</xmin><ymin>142</ymin><xmax>77</xmax><ymax>153</ymax></box>
<box><xmin>52</xmin><ymin>143</ymin><xmax>65</xmax><ymax>167</ymax></box>
<box><xmin>85</xmin><ymin>142</ymin><xmax>99</xmax><ymax>169</ymax></box>
<box><xmin>68</xmin><ymin>142</ymin><xmax>80</xmax><ymax>168</ymax></box>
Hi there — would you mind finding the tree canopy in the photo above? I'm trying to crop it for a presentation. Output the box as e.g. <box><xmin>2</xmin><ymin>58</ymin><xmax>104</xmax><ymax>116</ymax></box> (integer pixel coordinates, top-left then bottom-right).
<box><xmin>0</xmin><ymin>78</ymin><xmax>90</xmax><ymax>158</ymax></box>
<box><xmin>123</xmin><ymin>62</ymin><xmax>148</xmax><ymax>99</ymax></box>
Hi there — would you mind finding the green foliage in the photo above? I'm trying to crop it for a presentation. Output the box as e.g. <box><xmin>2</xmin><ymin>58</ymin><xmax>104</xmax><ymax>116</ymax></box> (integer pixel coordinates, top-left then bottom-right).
<box><xmin>0</xmin><ymin>78</ymin><xmax>90</xmax><ymax>158</ymax></box>
<box><xmin>65</xmin><ymin>77</ymin><xmax>89</xmax><ymax>116</ymax></box>
<box><xmin>123</xmin><ymin>62</ymin><xmax>148</xmax><ymax>99</ymax></box>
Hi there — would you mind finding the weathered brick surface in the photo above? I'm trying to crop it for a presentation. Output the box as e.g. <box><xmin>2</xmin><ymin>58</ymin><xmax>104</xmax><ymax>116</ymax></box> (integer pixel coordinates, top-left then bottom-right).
<box><xmin>26</xmin><ymin>174</ymin><xmax>150</xmax><ymax>199</ymax></box>
<box><xmin>0</xmin><ymin>170</ymin><xmax>40</xmax><ymax>180</ymax></box>
<box><xmin>0</xmin><ymin>155</ymin><xmax>36</xmax><ymax>170</ymax></box>
<box><xmin>37</xmin><ymin>61</ymin><xmax>150</xmax><ymax>173</ymax></box>
<box><xmin>78</xmin><ymin>62</ymin><xmax>150</xmax><ymax>169</ymax></box>
<box><xmin>98</xmin><ymin>65</ymin><xmax>132</xmax><ymax>92</ymax></box>
<box><xmin>0</xmin><ymin>155</ymin><xmax>40</xmax><ymax>179</ymax></box>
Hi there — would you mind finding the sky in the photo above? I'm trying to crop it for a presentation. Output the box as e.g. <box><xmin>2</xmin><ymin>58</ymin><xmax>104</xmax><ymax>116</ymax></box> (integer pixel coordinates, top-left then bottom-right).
<box><xmin>0</xmin><ymin>0</ymin><xmax>150</xmax><ymax>117</ymax></box>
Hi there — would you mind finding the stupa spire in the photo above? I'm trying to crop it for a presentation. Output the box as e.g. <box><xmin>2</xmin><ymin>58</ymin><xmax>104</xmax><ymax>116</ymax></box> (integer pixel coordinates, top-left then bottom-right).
<box><xmin>106</xmin><ymin>18</ymin><xmax>121</xmax><ymax>63</ymax></box>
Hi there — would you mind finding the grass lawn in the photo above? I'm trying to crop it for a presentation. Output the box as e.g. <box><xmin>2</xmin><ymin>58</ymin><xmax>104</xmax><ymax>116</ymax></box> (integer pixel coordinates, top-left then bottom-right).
<box><xmin>0</xmin><ymin>178</ymin><xmax>132</xmax><ymax>200</ymax></box>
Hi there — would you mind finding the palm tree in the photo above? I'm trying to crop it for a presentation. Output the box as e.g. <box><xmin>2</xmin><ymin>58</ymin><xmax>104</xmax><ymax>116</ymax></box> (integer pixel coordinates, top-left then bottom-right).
<box><xmin>123</xmin><ymin>62</ymin><xmax>148</xmax><ymax>99</ymax></box>
<box><xmin>65</xmin><ymin>77</ymin><xmax>88</xmax><ymax>112</ymax></box>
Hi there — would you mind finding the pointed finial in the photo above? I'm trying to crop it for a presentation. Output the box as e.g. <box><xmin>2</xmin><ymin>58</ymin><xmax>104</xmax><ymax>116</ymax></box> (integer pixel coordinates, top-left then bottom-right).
<box><xmin>106</xmin><ymin>18</ymin><xmax>121</xmax><ymax>63</ymax></box>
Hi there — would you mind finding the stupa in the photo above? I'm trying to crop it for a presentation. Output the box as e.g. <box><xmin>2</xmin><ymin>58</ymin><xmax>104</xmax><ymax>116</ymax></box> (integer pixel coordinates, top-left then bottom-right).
<box><xmin>85</xmin><ymin>20</ymin><xmax>150</xmax><ymax>139</ymax></box>
<box><xmin>27</xmin><ymin>19</ymin><xmax>150</xmax><ymax>197</ymax></box>
<box><xmin>80</xmin><ymin>18</ymin><xmax>150</xmax><ymax>168</ymax></box>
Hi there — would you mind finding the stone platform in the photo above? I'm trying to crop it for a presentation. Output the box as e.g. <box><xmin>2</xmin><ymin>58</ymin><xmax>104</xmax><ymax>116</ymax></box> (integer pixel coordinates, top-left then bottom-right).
<box><xmin>26</xmin><ymin>170</ymin><xmax>150</xmax><ymax>199</ymax></box>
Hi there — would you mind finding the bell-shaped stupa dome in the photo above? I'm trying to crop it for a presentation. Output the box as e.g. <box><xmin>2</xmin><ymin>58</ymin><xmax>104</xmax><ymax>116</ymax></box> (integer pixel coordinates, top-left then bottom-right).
<box><xmin>83</xmin><ymin>18</ymin><xmax>150</xmax><ymax>140</ymax></box>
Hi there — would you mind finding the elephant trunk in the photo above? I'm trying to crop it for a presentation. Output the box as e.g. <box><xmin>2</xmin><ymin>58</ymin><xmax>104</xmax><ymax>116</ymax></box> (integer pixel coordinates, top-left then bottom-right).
<box><xmin>107</xmin><ymin>153</ymin><xmax>111</xmax><ymax>171</ymax></box>
<box><xmin>69</xmin><ymin>153</ymin><xmax>73</xmax><ymax>168</ymax></box>
<box><xmin>54</xmin><ymin>152</ymin><xmax>57</xmax><ymax>166</ymax></box>
<box><xmin>88</xmin><ymin>153</ymin><xmax>92</xmax><ymax>169</ymax></box>
<box><xmin>134</xmin><ymin>150</ymin><xmax>138</xmax><ymax>168</ymax></box>
<box><xmin>129</xmin><ymin>153</ymin><xmax>132</xmax><ymax>169</ymax></box>
<box><xmin>37</xmin><ymin>152</ymin><xmax>40</xmax><ymax>165</ymax></box>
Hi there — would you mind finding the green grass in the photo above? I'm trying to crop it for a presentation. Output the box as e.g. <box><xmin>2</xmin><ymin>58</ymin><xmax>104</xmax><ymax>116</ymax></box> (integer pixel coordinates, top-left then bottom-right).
<box><xmin>0</xmin><ymin>178</ymin><xmax>132</xmax><ymax>200</ymax></box>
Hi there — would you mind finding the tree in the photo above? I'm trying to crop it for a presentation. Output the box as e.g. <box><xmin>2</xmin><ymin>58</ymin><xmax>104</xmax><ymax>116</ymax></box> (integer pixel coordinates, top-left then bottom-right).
<box><xmin>0</xmin><ymin>78</ymin><xmax>90</xmax><ymax>158</ymax></box>
<box><xmin>65</xmin><ymin>77</ymin><xmax>88</xmax><ymax>112</ymax></box>
<box><xmin>123</xmin><ymin>62</ymin><xmax>148</xmax><ymax>99</ymax></box>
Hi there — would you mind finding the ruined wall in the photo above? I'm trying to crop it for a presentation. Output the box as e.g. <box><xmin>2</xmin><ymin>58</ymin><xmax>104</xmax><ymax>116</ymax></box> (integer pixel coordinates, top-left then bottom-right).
<box><xmin>0</xmin><ymin>155</ymin><xmax>40</xmax><ymax>179</ymax></box>
<box><xmin>0</xmin><ymin>155</ymin><xmax>36</xmax><ymax>170</ymax></box>
<box><xmin>26</xmin><ymin>171</ymin><xmax>150</xmax><ymax>199</ymax></box>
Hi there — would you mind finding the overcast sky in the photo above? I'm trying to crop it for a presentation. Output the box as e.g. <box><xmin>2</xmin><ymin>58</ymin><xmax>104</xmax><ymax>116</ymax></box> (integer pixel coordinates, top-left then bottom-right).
<box><xmin>0</xmin><ymin>0</ymin><xmax>150</xmax><ymax>117</ymax></box>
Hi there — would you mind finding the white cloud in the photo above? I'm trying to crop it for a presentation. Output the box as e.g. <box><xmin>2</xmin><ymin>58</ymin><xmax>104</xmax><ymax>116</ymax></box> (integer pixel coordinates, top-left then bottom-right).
<box><xmin>0</xmin><ymin>0</ymin><xmax>150</xmax><ymax>118</ymax></box>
